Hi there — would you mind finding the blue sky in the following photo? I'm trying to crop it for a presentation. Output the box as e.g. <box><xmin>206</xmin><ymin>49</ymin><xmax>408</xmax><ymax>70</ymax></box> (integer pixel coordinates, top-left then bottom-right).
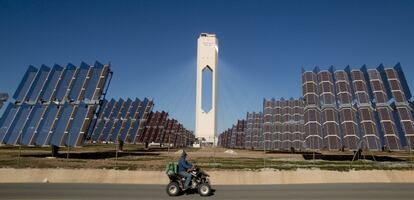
<box><xmin>1</xmin><ymin>0</ymin><xmax>414</xmax><ymax>133</ymax></box>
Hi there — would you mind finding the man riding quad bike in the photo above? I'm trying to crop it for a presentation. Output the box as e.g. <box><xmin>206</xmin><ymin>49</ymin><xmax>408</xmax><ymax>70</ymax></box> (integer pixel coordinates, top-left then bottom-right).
<box><xmin>165</xmin><ymin>150</ymin><xmax>212</xmax><ymax>196</ymax></box>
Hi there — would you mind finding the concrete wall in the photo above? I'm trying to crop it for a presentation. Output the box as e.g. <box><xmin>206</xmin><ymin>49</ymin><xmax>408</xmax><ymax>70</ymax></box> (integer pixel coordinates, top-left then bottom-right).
<box><xmin>1</xmin><ymin>168</ymin><xmax>413</xmax><ymax>185</ymax></box>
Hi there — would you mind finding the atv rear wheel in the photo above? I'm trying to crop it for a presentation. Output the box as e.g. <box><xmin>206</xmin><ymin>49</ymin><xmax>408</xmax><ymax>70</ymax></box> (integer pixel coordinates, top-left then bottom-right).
<box><xmin>166</xmin><ymin>181</ymin><xmax>181</xmax><ymax>196</ymax></box>
<box><xmin>198</xmin><ymin>183</ymin><xmax>211</xmax><ymax>196</ymax></box>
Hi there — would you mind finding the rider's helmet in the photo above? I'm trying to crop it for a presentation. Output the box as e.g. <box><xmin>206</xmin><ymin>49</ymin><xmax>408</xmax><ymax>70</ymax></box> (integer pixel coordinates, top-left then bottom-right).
<box><xmin>181</xmin><ymin>149</ymin><xmax>187</xmax><ymax>158</ymax></box>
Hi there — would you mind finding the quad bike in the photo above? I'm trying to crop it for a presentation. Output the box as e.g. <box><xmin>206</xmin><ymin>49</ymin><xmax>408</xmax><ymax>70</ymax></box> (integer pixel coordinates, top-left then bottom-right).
<box><xmin>165</xmin><ymin>163</ymin><xmax>212</xmax><ymax>196</ymax></box>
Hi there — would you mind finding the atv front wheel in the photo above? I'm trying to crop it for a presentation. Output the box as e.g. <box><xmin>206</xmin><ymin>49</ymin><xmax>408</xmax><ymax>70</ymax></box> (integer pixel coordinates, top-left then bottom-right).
<box><xmin>198</xmin><ymin>183</ymin><xmax>211</xmax><ymax>196</ymax></box>
<box><xmin>166</xmin><ymin>182</ymin><xmax>181</xmax><ymax>196</ymax></box>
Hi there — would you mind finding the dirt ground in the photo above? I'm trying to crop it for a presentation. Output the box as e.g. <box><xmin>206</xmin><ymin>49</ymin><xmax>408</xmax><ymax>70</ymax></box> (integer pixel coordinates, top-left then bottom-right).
<box><xmin>0</xmin><ymin>144</ymin><xmax>413</xmax><ymax>171</ymax></box>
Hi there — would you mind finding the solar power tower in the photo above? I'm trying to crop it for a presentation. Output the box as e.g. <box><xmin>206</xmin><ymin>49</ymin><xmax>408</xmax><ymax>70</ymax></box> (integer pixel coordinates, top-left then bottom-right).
<box><xmin>195</xmin><ymin>33</ymin><xmax>218</xmax><ymax>145</ymax></box>
<box><xmin>0</xmin><ymin>62</ymin><xmax>112</xmax><ymax>147</ymax></box>
<box><xmin>0</xmin><ymin>93</ymin><xmax>8</xmax><ymax>109</ymax></box>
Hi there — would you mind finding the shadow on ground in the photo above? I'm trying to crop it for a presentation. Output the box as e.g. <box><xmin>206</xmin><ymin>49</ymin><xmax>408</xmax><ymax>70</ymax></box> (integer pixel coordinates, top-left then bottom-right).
<box><xmin>182</xmin><ymin>188</ymin><xmax>216</xmax><ymax>197</ymax></box>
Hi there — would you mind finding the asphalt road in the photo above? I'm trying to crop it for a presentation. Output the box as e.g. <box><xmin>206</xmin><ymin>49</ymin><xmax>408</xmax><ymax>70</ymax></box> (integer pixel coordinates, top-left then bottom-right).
<box><xmin>0</xmin><ymin>183</ymin><xmax>412</xmax><ymax>200</ymax></box>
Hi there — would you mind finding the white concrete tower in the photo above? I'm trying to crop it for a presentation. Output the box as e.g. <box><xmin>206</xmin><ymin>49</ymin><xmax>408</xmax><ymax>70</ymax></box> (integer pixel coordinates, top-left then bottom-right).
<box><xmin>196</xmin><ymin>33</ymin><xmax>218</xmax><ymax>145</ymax></box>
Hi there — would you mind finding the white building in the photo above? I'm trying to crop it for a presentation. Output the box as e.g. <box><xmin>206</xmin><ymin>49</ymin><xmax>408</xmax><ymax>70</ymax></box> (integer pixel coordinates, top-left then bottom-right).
<box><xmin>195</xmin><ymin>33</ymin><xmax>218</xmax><ymax>145</ymax></box>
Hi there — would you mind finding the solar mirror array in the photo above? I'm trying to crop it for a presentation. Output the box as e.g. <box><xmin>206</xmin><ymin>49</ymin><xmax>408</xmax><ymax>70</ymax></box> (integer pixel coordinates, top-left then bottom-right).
<box><xmin>219</xmin><ymin>64</ymin><xmax>414</xmax><ymax>151</ymax></box>
<box><xmin>263</xmin><ymin>98</ymin><xmax>304</xmax><ymax>151</ymax></box>
<box><xmin>244</xmin><ymin>112</ymin><xmax>263</xmax><ymax>149</ymax></box>
<box><xmin>88</xmin><ymin>98</ymin><xmax>195</xmax><ymax>147</ymax></box>
<box><xmin>162</xmin><ymin>118</ymin><xmax>195</xmax><ymax>147</ymax></box>
<box><xmin>0</xmin><ymin>62</ymin><xmax>111</xmax><ymax>147</ymax></box>
<box><xmin>89</xmin><ymin>98</ymin><xmax>154</xmax><ymax>143</ymax></box>
<box><xmin>220</xmin><ymin>98</ymin><xmax>304</xmax><ymax>151</ymax></box>
<box><xmin>218</xmin><ymin>120</ymin><xmax>246</xmax><ymax>148</ymax></box>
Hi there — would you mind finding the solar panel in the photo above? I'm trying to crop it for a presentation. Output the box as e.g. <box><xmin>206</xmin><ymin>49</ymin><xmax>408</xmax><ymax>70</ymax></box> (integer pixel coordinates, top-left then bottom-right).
<box><xmin>322</xmin><ymin>108</ymin><xmax>341</xmax><ymax>150</ymax></box>
<box><xmin>128</xmin><ymin>98</ymin><xmax>141</xmax><ymax>118</ymax></box>
<box><xmin>100</xmin><ymin>99</ymin><xmax>124</xmax><ymax>141</ymax></box>
<box><xmin>26</xmin><ymin>65</ymin><xmax>51</xmax><ymax>103</ymax></box>
<box><xmin>169</xmin><ymin>121</ymin><xmax>180</xmax><ymax>146</ymax></box>
<box><xmin>246</xmin><ymin>112</ymin><xmax>263</xmax><ymax>149</ymax></box>
<box><xmin>350</xmin><ymin>69</ymin><xmax>385</xmax><ymax>150</ymax></box>
<box><xmin>140</xmin><ymin>111</ymin><xmax>168</xmax><ymax>144</ymax></box>
<box><xmin>39</xmin><ymin>65</ymin><xmax>64</xmax><ymax>102</ymax></box>
<box><xmin>318</xmin><ymin>71</ymin><xmax>336</xmax><ymax>106</ymax></box>
<box><xmin>91</xmin><ymin>117</ymin><xmax>106</xmax><ymax>141</ymax></box>
<box><xmin>1</xmin><ymin>62</ymin><xmax>111</xmax><ymax>147</ymax></box>
<box><xmin>368</xmin><ymin>69</ymin><xmax>389</xmax><ymax>104</ymax></box>
<box><xmin>128</xmin><ymin>120</ymin><xmax>141</xmax><ymax>143</ymax></box>
<box><xmin>376</xmin><ymin>107</ymin><xmax>401</xmax><ymax>150</ymax></box>
<box><xmin>13</xmin><ymin>66</ymin><xmax>38</xmax><ymax>103</ymax></box>
<box><xmin>133</xmin><ymin>99</ymin><xmax>154</xmax><ymax>143</ymax></box>
<box><xmin>54</xmin><ymin>64</ymin><xmax>77</xmax><ymax>102</ymax></box>
<box><xmin>229</xmin><ymin>124</ymin><xmax>236</xmax><ymax>148</ymax></box>
<box><xmin>50</xmin><ymin>104</ymin><xmax>75</xmax><ymax>146</ymax></box>
<box><xmin>302</xmin><ymin>71</ymin><xmax>324</xmax><ymax>150</ymax></box>
<box><xmin>68</xmin><ymin>63</ymin><xmax>90</xmax><ymax>102</ymax></box>
<box><xmin>225</xmin><ymin>65</ymin><xmax>413</xmax><ymax>151</ymax></box>
<box><xmin>303</xmin><ymin>71</ymin><xmax>319</xmax><ymax>107</ymax></box>
<box><xmin>252</xmin><ymin>98</ymin><xmax>305</xmax><ymax>151</ymax></box>
<box><xmin>101</xmin><ymin>119</ymin><xmax>115</xmax><ymax>142</ymax></box>
<box><xmin>235</xmin><ymin>120</ymin><xmax>246</xmax><ymax>148</ymax></box>
<box><xmin>4</xmin><ymin>104</ymin><xmax>32</xmax><ymax>144</ymax></box>
<box><xmin>395</xmin><ymin>107</ymin><xmax>414</xmax><ymax>149</ymax></box>
<box><xmin>109</xmin><ymin>99</ymin><xmax>132</xmax><ymax>142</ymax></box>
<box><xmin>351</xmin><ymin>70</ymin><xmax>371</xmax><ymax>105</ymax></box>
<box><xmin>33</xmin><ymin>104</ymin><xmax>60</xmax><ymax>145</ymax></box>
<box><xmin>317</xmin><ymin>71</ymin><xmax>342</xmax><ymax>150</ymax></box>
<box><xmin>263</xmin><ymin>99</ymin><xmax>273</xmax><ymax>150</ymax></box>
<box><xmin>272</xmin><ymin>100</ymin><xmax>281</xmax><ymax>150</ymax></box>
<box><xmin>119</xmin><ymin>118</ymin><xmax>133</xmax><ymax>142</ymax></box>
<box><xmin>110</xmin><ymin>118</ymin><xmax>124</xmax><ymax>142</ymax></box>
<box><xmin>339</xmin><ymin>107</ymin><xmax>360</xmax><ymax>150</ymax></box>
<box><xmin>83</xmin><ymin>62</ymin><xmax>108</xmax><ymax>101</ymax></box>
<box><xmin>162</xmin><ymin>119</ymin><xmax>175</xmax><ymax>144</ymax></box>
<box><xmin>20</xmin><ymin>105</ymin><xmax>47</xmax><ymax>145</ymax></box>
<box><xmin>304</xmin><ymin>108</ymin><xmax>323</xmax><ymax>150</ymax></box>
<box><xmin>244</xmin><ymin>112</ymin><xmax>253</xmax><ymax>149</ymax></box>
<box><xmin>0</xmin><ymin>104</ymin><xmax>19</xmax><ymax>142</ymax></box>
<box><xmin>384</xmin><ymin>68</ymin><xmax>405</xmax><ymax>101</ymax></box>
<box><xmin>381</xmin><ymin>67</ymin><xmax>414</xmax><ymax>149</ymax></box>
<box><xmin>66</xmin><ymin>104</ymin><xmax>94</xmax><ymax>146</ymax></box>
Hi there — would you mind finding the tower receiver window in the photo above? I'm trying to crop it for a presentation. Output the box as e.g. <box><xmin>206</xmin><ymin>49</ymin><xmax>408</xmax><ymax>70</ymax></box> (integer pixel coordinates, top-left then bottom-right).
<box><xmin>202</xmin><ymin>66</ymin><xmax>213</xmax><ymax>112</ymax></box>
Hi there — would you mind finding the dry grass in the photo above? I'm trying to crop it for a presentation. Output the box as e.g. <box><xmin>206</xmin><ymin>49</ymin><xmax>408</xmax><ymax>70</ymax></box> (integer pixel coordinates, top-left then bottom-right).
<box><xmin>0</xmin><ymin>145</ymin><xmax>413</xmax><ymax>171</ymax></box>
